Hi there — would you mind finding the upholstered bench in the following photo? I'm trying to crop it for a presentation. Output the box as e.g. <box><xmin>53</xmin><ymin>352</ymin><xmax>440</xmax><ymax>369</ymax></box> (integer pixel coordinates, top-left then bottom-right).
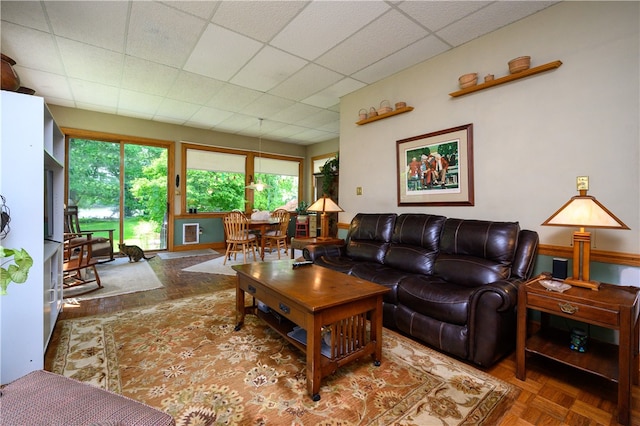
<box><xmin>0</xmin><ymin>370</ymin><xmax>174</xmax><ymax>425</ymax></box>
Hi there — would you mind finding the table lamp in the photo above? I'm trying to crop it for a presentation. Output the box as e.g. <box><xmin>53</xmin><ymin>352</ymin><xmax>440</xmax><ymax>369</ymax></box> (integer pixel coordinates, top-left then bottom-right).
<box><xmin>541</xmin><ymin>176</ymin><xmax>629</xmax><ymax>290</ymax></box>
<box><xmin>307</xmin><ymin>196</ymin><xmax>343</xmax><ymax>240</ymax></box>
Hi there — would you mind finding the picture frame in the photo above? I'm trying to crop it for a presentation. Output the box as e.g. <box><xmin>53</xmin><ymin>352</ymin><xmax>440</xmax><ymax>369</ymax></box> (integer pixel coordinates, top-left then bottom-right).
<box><xmin>396</xmin><ymin>123</ymin><xmax>474</xmax><ymax>206</ymax></box>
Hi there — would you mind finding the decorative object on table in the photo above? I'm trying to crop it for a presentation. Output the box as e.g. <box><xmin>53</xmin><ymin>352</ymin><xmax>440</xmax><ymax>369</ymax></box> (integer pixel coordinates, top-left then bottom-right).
<box><xmin>484</xmin><ymin>74</ymin><xmax>494</xmax><ymax>82</ymax></box>
<box><xmin>377</xmin><ymin>100</ymin><xmax>392</xmax><ymax>115</ymax></box>
<box><xmin>569</xmin><ymin>327</ymin><xmax>588</xmax><ymax>352</ymax></box>
<box><xmin>458</xmin><ymin>72</ymin><xmax>478</xmax><ymax>89</ymax></box>
<box><xmin>358</xmin><ymin>108</ymin><xmax>367</xmax><ymax>120</ymax></box>
<box><xmin>307</xmin><ymin>196</ymin><xmax>343</xmax><ymax>240</ymax></box>
<box><xmin>539</xmin><ymin>279</ymin><xmax>571</xmax><ymax>293</ymax></box>
<box><xmin>396</xmin><ymin>123</ymin><xmax>474</xmax><ymax>206</ymax></box>
<box><xmin>320</xmin><ymin>153</ymin><xmax>339</xmax><ymax>197</ymax></box>
<box><xmin>541</xmin><ymin>176</ymin><xmax>630</xmax><ymax>290</ymax></box>
<box><xmin>1</xmin><ymin>54</ymin><xmax>20</xmax><ymax>91</ymax></box>
<box><xmin>368</xmin><ymin>106</ymin><xmax>378</xmax><ymax>117</ymax></box>
<box><xmin>508</xmin><ymin>55</ymin><xmax>531</xmax><ymax>73</ymax></box>
<box><xmin>395</xmin><ymin>101</ymin><xmax>406</xmax><ymax>109</ymax></box>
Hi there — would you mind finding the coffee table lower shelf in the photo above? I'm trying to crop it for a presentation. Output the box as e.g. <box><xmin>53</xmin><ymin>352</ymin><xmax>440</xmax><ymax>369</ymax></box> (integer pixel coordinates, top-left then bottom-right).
<box><xmin>254</xmin><ymin>306</ymin><xmax>379</xmax><ymax>389</ymax></box>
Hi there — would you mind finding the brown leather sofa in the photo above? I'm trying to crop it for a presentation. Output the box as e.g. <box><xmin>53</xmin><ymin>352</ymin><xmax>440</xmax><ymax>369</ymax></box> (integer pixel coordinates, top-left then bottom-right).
<box><xmin>304</xmin><ymin>213</ymin><xmax>539</xmax><ymax>367</ymax></box>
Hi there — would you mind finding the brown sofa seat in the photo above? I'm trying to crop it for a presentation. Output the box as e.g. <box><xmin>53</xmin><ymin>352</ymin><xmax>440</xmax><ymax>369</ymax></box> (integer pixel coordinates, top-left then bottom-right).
<box><xmin>0</xmin><ymin>370</ymin><xmax>174</xmax><ymax>426</ymax></box>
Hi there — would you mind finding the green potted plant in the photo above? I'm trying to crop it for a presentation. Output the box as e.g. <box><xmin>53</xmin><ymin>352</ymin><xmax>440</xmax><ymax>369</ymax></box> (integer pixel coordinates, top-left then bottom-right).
<box><xmin>321</xmin><ymin>154</ymin><xmax>339</xmax><ymax>196</ymax></box>
<box><xmin>0</xmin><ymin>246</ymin><xmax>33</xmax><ymax>295</ymax></box>
<box><xmin>295</xmin><ymin>201</ymin><xmax>309</xmax><ymax>224</ymax></box>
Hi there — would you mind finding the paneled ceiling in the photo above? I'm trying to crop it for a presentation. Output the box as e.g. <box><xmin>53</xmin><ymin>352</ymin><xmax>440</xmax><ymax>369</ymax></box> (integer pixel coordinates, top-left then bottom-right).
<box><xmin>1</xmin><ymin>1</ymin><xmax>556</xmax><ymax>145</ymax></box>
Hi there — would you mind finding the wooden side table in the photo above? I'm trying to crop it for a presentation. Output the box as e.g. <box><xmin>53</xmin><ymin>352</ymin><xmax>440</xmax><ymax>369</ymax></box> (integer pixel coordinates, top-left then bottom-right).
<box><xmin>290</xmin><ymin>237</ymin><xmax>344</xmax><ymax>259</ymax></box>
<box><xmin>516</xmin><ymin>276</ymin><xmax>640</xmax><ymax>425</ymax></box>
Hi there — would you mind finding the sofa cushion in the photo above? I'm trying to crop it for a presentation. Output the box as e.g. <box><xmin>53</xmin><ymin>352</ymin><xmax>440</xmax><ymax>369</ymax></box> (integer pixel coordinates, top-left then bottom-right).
<box><xmin>439</xmin><ymin>218</ymin><xmax>520</xmax><ymax>263</ymax></box>
<box><xmin>397</xmin><ymin>275</ymin><xmax>473</xmax><ymax>325</ymax></box>
<box><xmin>344</xmin><ymin>213</ymin><xmax>396</xmax><ymax>263</ymax></box>
<box><xmin>384</xmin><ymin>213</ymin><xmax>446</xmax><ymax>275</ymax></box>
<box><xmin>350</xmin><ymin>263</ymin><xmax>411</xmax><ymax>304</ymax></box>
<box><xmin>435</xmin><ymin>254</ymin><xmax>511</xmax><ymax>287</ymax></box>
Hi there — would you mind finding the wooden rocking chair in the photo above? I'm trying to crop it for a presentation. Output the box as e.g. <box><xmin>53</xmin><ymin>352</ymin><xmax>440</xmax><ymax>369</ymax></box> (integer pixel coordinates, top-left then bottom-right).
<box><xmin>64</xmin><ymin>206</ymin><xmax>115</xmax><ymax>263</ymax></box>
<box><xmin>63</xmin><ymin>232</ymin><xmax>102</xmax><ymax>296</ymax></box>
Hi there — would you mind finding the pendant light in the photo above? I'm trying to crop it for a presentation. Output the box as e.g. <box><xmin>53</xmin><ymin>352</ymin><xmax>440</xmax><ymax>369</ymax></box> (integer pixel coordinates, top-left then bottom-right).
<box><xmin>246</xmin><ymin>118</ymin><xmax>269</xmax><ymax>191</ymax></box>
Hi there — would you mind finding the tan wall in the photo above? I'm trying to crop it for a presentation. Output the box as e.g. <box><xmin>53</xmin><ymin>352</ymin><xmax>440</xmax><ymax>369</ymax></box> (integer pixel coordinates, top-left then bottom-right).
<box><xmin>340</xmin><ymin>2</ymin><xmax>639</xmax><ymax>254</ymax></box>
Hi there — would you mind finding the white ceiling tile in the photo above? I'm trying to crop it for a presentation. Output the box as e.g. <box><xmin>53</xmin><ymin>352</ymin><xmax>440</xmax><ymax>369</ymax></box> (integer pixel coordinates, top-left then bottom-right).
<box><xmin>1</xmin><ymin>23</ymin><xmax>64</xmax><ymax>74</ymax></box>
<box><xmin>14</xmin><ymin>68</ymin><xmax>72</xmax><ymax>101</ymax></box>
<box><xmin>127</xmin><ymin>1</ymin><xmax>207</xmax><ymax>67</ymax></box>
<box><xmin>213</xmin><ymin>1</ymin><xmax>306</xmax><ymax>42</ymax></box>
<box><xmin>231</xmin><ymin>46</ymin><xmax>308</xmax><ymax>92</ymax></box>
<box><xmin>166</xmin><ymin>72</ymin><xmax>226</xmax><ymax>105</ymax></box>
<box><xmin>75</xmin><ymin>102</ymin><xmax>117</xmax><ymax>115</ymax></box>
<box><xmin>122</xmin><ymin>57</ymin><xmax>179</xmax><ymax>96</ymax></box>
<box><xmin>266</xmin><ymin>124</ymin><xmax>309</xmax><ymax>139</ymax></box>
<box><xmin>270</xmin><ymin>1</ymin><xmax>390</xmax><ymax>60</ymax></box>
<box><xmin>352</xmin><ymin>35</ymin><xmax>449</xmax><ymax>84</ymax></box>
<box><xmin>69</xmin><ymin>79</ymin><xmax>120</xmax><ymax>107</ymax></box>
<box><xmin>398</xmin><ymin>1</ymin><xmax>490</xmax><ymax>32</ymax></box>
<box><xmin>214</xmin><ymin>113</ymin><xmax>256</xmax><ymax>133</ymax></box>
<box><xmin>242</xmin><ymin>94</ymin><xmax>296</xmax><ymax>119</ymax></box>
<box><xmin>56</xmin><ymin>38</ymin><xmax>123</xmax><ymax>86</ymax></box>
<box><xmin>155</xmin><ymin>98</ymin><xmax>200</xmax><ymax>121</ymax></box>
<box><xmin>184</xmin><ymin>23</ymin><xmax>262</xmax><ymax>81</ymax></box>
<box><xmin>187</xmin><ymin>106</ymin><xmax>235</xmax><ymax>127</ymax></box>
<box><xmin>269</xmin><ymin>103</ymin><xmax>323</xmax><ymax>124</ymax></box>
<box><xmin>118</xmin><ymin>89</ymin><xmax>163</xmax><ymax>115</ymax></box>
<box><xmin>45</xmin><ymin>1</ymin><xmax>128</xmax><ymax>52</ymax></box>
<box><xmin>0</xmin><ymin>1</ymin><xmax>49</xmax><ymax>32</ymax></box>
<box><xmin>206</xmin><ymin>84</ymin><xmax>262</xmax><ymax>112</ymax></box>
<box><xmin>302</xmin><ymin>78</ymin><xmax>366</xmax><ymax>108</ymax></box>
<box><xmin>295</xmin><ymin>109</ymin><xmax>340</xmax><ymax>128</ymax></box>
<box><xmin>269</xmin><ymin>63</ymin><xmax>344</xmax><ymax>101</ymax></box>
<box><xmin>316</xmin><ymin>9</ymin><xmax>426</xmax><ymax>75</ymax></box>
<box><xmin>114</xmin><ymin>109</ymin><xmax>154</xmax><ymax>121</ymax></box>
<box><xmin>437</xmin><ymin>2</ymin><xmax>557</xmax><ymax>47</ymax></box>
<box><xmin>45</xmin><ymin>97</ymin><xmax>75</xmax><ymax>109</ymax></box>
<box><xmin>161</xmin><ymin>1</ymin><xmax>219</xmax><ymax>20</ymax></box>
<box><xmin>290</xmin><ymin>128</ymin><xmax>335</xmax><ymax>143</ymax></box>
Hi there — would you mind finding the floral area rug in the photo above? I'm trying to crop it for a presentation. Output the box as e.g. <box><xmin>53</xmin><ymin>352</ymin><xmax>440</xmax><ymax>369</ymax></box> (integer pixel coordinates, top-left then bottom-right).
<box><xmin>51</xmin><ymin>289</ymin><xmax>518</xmax><ymax>425</ymax></box>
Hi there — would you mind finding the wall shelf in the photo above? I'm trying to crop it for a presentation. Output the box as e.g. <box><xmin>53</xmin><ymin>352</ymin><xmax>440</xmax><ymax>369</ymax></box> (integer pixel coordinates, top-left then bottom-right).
<box><xmin>449</xmin><ymin>60</ymin><xmax>563</xmax><ymax>98</ymax></box>
<box><xmin>356</xmin><ymin>106</ymin><xmax>414</xmax><ymax>125</ymax></box>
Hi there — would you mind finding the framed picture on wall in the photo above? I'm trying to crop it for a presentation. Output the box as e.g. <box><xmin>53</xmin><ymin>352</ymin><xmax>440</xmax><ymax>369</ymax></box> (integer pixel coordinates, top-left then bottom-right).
<box><xmin>396</xmin><ymin>123</ymin><xmax>474</xmax><ymax>206</ymax></box>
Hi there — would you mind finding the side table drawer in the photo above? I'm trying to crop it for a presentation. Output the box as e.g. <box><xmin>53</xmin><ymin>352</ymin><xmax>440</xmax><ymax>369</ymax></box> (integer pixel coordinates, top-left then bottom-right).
<box><xmin>527</xmin><ymin>292</ymin><xmax>619</xmax><ymax>326</ymax></box>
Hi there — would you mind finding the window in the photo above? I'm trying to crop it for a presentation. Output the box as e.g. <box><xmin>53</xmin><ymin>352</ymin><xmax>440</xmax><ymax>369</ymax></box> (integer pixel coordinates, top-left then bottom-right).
<box><xmin>183</xmin><ymin>144</ymin><xmax>302</xmax><ymax>213</ymax></box>
<box><xmin>185</xmin><ymin>148</ymin><xmax>247</xmax><ymax>212</ymax></box>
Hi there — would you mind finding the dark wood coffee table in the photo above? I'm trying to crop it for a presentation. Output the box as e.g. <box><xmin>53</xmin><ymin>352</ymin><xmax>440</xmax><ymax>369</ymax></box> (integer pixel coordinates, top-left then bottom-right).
<box><xmin>232</xmin><ymin>260</ymin><xmax>389</xmax><ymax>401</ymax></box>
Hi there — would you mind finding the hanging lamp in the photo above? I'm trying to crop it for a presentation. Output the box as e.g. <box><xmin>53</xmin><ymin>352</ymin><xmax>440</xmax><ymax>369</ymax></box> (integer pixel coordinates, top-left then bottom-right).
<box><xmin>246</xmin><ymin>118</ymin><xmax>269</xmax><ymax>191</ymax></box>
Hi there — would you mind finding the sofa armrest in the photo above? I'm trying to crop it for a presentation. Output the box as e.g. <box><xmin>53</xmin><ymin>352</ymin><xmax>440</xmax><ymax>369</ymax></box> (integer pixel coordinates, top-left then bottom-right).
<box><xmin>471</xmin><ymin>279</ymin><xmax>522</xmax><ymax>313</ymax></box>
<box><xmin>303</xmin><ymin>244</ymin><xmax>344</xmax><ymax>261</ymax></box>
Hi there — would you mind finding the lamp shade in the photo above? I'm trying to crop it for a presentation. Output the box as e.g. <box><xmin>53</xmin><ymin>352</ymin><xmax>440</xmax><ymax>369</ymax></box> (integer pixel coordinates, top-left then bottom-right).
<box><xmin>307</xmin><ymin>196</ymin><xmax>343</xmax><ymax>213</ymax></box>
<box><xmin>542</xmin><ymin>193</ymin><xmax>629</xmax><ymax>229</ymax></box>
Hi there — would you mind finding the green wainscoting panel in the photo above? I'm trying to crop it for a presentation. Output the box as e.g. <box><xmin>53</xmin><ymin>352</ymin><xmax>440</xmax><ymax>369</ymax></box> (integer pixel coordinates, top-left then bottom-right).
<box><xmin>174</xmin><ymin>217</ymin><xmax>224</xmax><ymax>246</ymax></box>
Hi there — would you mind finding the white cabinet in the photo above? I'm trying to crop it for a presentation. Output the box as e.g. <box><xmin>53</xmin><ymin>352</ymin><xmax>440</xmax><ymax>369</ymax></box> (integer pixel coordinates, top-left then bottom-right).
<box><xmin>1</xmin><ymin>91</ymin><xmax>64</xmax><ymax>384</ymax></box>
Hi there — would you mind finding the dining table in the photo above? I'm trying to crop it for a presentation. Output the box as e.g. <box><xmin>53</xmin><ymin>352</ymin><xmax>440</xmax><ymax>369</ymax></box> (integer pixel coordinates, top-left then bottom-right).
<box><xmin>248</xmin><ymin>219</ymin><xmax>279</xmax><ymax>260</ymax></box>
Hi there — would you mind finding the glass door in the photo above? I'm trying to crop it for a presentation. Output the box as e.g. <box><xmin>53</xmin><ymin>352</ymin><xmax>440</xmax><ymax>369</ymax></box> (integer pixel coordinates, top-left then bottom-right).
<box><xmin>68</xmin><ymin>138</ymin><xmax>169</xmax><ymax>251</ymax></box>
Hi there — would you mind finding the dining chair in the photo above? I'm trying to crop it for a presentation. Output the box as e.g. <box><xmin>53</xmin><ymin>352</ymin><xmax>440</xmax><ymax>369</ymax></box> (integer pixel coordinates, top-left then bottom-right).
<box><xmin>223</xmin><ymin>211</ymin><xmax>258</xmax><ymax>265</ymax></box>
<box><xmin>264</xmin><ymin>209</ymin><xmax>290</xmax><ymax>259</ymax></box>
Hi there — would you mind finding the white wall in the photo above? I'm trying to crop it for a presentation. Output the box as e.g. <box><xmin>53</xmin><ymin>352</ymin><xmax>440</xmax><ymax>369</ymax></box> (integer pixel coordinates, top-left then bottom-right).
<box><xmin>340</xmin><ymin>2</ymin><xmax>639</xmax><ymax>254</ymax></box>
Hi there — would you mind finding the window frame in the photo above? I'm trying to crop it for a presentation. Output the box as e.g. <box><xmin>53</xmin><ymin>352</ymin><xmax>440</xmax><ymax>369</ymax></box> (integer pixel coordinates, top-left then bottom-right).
<box><xmin>180</xmin><ymin>143</ymin><xmax>303</xmax><ymax>215</ymax></box>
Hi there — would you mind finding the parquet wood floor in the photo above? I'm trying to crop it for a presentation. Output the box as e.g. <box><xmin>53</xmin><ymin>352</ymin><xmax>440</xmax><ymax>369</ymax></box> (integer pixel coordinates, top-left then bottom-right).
<box><xmin>44</xmin><ymin>254</ymin><xmax>639</xmax><ymax>425</ymax></box>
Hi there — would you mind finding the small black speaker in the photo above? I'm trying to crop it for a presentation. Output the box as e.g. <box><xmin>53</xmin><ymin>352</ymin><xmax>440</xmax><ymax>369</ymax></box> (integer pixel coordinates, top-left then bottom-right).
<box><xmin>552</xmin><ymin>258</ymin><xmax>568</xmax><ymax>280</ymax></box>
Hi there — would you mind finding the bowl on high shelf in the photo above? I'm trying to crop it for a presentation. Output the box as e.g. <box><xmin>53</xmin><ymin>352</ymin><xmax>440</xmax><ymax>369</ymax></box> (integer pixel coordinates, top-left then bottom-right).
<box><xmin>458</xmin><ymin>73</ymin><xmax>478</xmax><ymax>89</ymax></box>
<box><xmin>508</xmin><ymin>56</ymin><xmax>531</xmax><ymax>74</ymax></box>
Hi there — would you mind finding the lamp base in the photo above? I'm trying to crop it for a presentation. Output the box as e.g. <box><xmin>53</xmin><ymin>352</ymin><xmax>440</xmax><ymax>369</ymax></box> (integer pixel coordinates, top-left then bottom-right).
<box><xmin>564</xmin><ymin>277</ymin><xmax>600</xmax><ymax>291</ymax></box>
